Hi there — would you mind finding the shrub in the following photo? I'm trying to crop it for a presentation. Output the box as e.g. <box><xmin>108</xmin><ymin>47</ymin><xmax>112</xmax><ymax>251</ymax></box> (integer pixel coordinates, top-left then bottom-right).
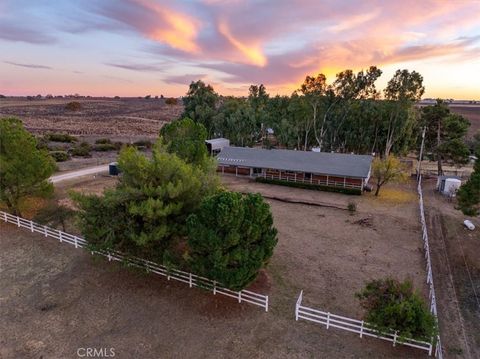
<box><xmin>347</xmin><ymin>201</ymin><xmax>357</xmax><ymax>213</ymax></box>
<box><xmin>356</xmin><ymin>278</ymin><xmax>437</xmax><ymax>341</ymax></box>
<box><xmin>95</xmin><ymin>138</ymin><xmax>112</xmax><ymax>145</ymax></box>
<box><xmin>187</xmin><ymin>191</ymin><xmax>278</xmax><ymax>290</ymax></box>
<box><xmin>45</xmin><ymin>133</ymin><xmax>77</xmax><ymax>143</ymax></box>
<box><xmin>0</xmin><ymin>94</ymin><xmax>6</xmax><ymax>99</ymax></box>
<box><xmin>65</xmin><ymin>101</ymin><xmax>82</xmax><ymax>111</ymax></box>
<box><xmin>255</xmin><ymin>177</ymin><xmax>362</xmax><ymax>195</ymax></box>
<box><xmin>70</xmin><ymin>142</ymin><xmax>91</xmax><ymax>157</ymax></box>
<box><xmin>165</xmin><ymin>97</ymin><xmax>178</xmax><ymax>105</ymax></box>
<box><xmin>49</xmin><ymin>150</ymin><xmax>70</xmax><ymax>162</ymax></box>
<box><xmin>94</xmin><ymin>143</ymin><xmax>117</xmax><ymax>152</ymax></box>
<box><xmin>34</xmin><ymin>202</ymin><xmax>76</xmax><ymax>232</ymax></box>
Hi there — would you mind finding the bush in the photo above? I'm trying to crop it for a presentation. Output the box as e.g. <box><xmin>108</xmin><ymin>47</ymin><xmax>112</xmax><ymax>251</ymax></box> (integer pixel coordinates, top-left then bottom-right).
<box><xmin>347</xmin><ymin>201</ymin><xmax>357</xmax><ymax>213</ymax></box>
<box><xmin>95</xmin><ymin>138</ymin><xmax>112</xmax><ymax>145</ymax></box>
<box><xmin>70</xmin><ymin>142</ymin><xmax>91</xmax><ymax>157</ymax></box>
<box><xmin>65</xmin><ymin>101</ymin><xmax>82</xmax><ymax>111</ymax></box>
<box><xmin>94</xmin><ymin>143</ymin><xmax>117</xmax><ymax>152</ymax></box>
<box><xmin>187</xmin><ymin>191</ymin><xmax>278</xmax><ymax>290</ymax></box>
<box><xmin>255</xmin><ymin>177</ymin><xmax>362</xmax><ymax>195</ymax></box>
<box><xmin>49</xmin><ymin>150</ymin><xmax>70</xmax><ymax>162</ymax></box>
<box><xmin>165</xmin><ymin>97</ymin><xmax>178</xmax><ymax>105</ymax></box>
<box><xmin>356</xmin><ymin>278</ymin><xmax>437</xmax><ymax>341</ymax></box>
<box><xmin>45</xmin><ymin>133</ymin><xmax>77</xmax><ymax>143</ymax></box>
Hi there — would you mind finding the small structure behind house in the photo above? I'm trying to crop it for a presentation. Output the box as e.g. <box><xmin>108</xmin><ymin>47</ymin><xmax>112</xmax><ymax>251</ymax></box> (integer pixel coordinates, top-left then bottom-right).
<box><xmin>436</xmin><ymin>175</ymin><xmax>461</xmax><ymax>196</ymax></box>
<box><xmin>206</xmin><ymin>138</ymin><xmax>230</xmax><ymax>156</ymax></box>
<box><xmin>109</xmin><ymin>162</ymin><xmax>120</xmax><ymax>176</ymax></box>
<box><xmin>216</xmin><ymin>146</ymin><xmax>373</xmax><ymax>193</ymax></box>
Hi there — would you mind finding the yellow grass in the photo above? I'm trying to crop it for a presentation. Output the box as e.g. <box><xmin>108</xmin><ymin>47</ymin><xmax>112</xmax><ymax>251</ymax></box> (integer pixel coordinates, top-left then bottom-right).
<box><xmin>377</xmin><ymin>188</ymin><xmax>416</xmax><ymax>204</ymax></box>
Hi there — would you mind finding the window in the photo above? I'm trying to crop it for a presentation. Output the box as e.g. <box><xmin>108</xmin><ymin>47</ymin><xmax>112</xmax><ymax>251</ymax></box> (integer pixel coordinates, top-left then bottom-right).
<box><xmin>304</xmin><ymin>172</ymin><xmax>312</xmax><ymax>180</ymax></box>
<box><xmin>253</xmin><ymin>167</ymin><xmax>262</xmax><ymax>174</ymax></box>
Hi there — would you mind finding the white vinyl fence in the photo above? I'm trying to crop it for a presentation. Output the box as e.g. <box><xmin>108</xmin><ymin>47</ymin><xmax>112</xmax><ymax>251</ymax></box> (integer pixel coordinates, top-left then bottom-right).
<box><xmin>0</xmin><ymin>211</ymin><xmax>269</xmax><ymax>311</ymax></box>
<box><xmin>295</xmin><ymin>291</ymin><xmax>434</xmax><ymax>355</ymax></box>
<box><xmin>417</xmin><ymin>176</ymin><xmax>443</xmax><ymax>359</ymax></box>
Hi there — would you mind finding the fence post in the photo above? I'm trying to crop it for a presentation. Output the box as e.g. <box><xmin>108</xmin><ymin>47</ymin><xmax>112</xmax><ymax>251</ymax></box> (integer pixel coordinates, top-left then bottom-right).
<box><xmin>59</xmin><ymin>231</ymin><xmax>63</xmax><ymax>243</ymax></box>
<box><xmin>108</xmin><ymin>253</ymin><xmax>112</xmax><ymax>261</ymax></box>
<box><xmin>393</xmin><ymin>331</ymin><xmax>398</xmax><ymax>347</ymax></box>
<box><xmin>326</xmin><ymin>312</ymin><xmax>330</xmax><ymax>329</ymax></box>
<box><xmin>44</xmin><ymin>225</ymin><xmax>48</xmax><ymax>237</ymax></box>
<box><xmin>17</xmin><ymin>216</ymin><xmax>20</xmax><ymax>227</ymax></box>
<box><xmin>213</xmin><ymin>281</ymin><xmax>216</xmax><ymax>295</ymax></box>
<box><xmin>30</xmin><ymin>220</ymin><xmax>34</xmax><ymax>232</ymax></box>
<box><xmin>189</xmin><ymin>273</ymin><xmax>192</xmax><ymax>288</ymax></box>
<box><xmin>238</xmin><ymin>291</ymin><xmax>242</xmax><ymax>303</ymax></box>
<box><xmin>265</xmin><ymin>295</ymin><xmax>268</xmax><ymax>312</ymax></box>
<box><xmin>360</xmin><ymin>321</ymin><xmax>364</xmax><ymax>338</ymax></box>
<box><xmin>74</xmin><ymin>236</ymin><xmax>78</xmax><ymax>248</ymax></box>
<box><xmin>3</xmin><ymin>212</ymin><xmax>6</xmax><ymax>222</ymax></box>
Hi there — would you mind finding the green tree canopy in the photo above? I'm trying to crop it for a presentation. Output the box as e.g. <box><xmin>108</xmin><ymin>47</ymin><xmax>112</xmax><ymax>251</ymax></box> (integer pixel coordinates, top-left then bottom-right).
<box><xmin>160</xmin><ymin>117</ymin><xmax>210</xmax><ymax>167</ymax></box>
<box><xmin>182</xmin><ymin>80</ymin><xmax>219</xmax><ymax>138</ymax></box>
<box><xmin>356</xmin><ymin>278</ymin><xmax>437</xmax><ymax>341</ymax></box>
<box><xmin>73</xmin><ymin>142</ymin><xmax>219</xmax><ymax>263</ymax></box>
<box><xmin>187</xmin><ymin>191</ymin><xmax>278</xmax><ymax>290</ymax></box>
<box><xmin>421</xmin><ymin>99</ymin><xmax>470</xmax><ymax>175</ymax></box>
<box><xmin>0</xmin><ymin>118</ymin><xmax>55</xmax><ymax>215</ymax></box>
<box><xmin>457</xmin><ymin>151</ymin><xmax>480</xmax><ymax>216</ymax></box>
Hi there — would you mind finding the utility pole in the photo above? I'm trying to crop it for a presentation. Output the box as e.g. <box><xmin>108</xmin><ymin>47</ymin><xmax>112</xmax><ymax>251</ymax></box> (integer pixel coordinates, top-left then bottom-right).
<box><xmin>417</xmin><ymin>126</ymin><xmax>426</xmax><ymax>182</ymax></box>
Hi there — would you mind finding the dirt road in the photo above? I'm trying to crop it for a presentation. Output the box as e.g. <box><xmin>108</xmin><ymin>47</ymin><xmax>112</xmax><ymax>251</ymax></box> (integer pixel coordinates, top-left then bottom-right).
<box><xmin>50</xmin><ymin>165</ymin><xmax>110</xmax><ymax>183</ymax></box>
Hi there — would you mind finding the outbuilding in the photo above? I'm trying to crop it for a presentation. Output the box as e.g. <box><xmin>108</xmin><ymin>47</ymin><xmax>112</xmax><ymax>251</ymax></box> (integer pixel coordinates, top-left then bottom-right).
<box><xmin>436</xmin><ymin>175</ymin><xmax>462</xmax><ymax>196</ymax></box>
<box><xmin>205</xmin><ymin>138</ymin><xmax>230</xmax><ymax>155</ymax></box>
<box><xmin>216</xmin><ymin>146</ymin><xmax>373</xmax><ymax>192</ymax></box>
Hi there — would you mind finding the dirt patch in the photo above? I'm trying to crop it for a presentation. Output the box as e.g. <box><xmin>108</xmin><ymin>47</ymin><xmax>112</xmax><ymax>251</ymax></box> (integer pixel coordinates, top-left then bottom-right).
<box><xmin>0</xmin><ymin>176</ymin><xmax>431</xmax><ymax>358</ymax></box>
<box><xmin>422</xmin><ymin>179</ymin><xmax>480</xmax><ymax>359</ymax></box>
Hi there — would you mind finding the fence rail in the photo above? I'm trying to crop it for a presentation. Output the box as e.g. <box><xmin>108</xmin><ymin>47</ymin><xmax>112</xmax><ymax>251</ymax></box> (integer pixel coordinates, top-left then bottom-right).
<box><xmin>295</xmin><ymin>291</ymin><xmax>434</xmax><ymax>355</ymax></box>
<box><xmin>417</xmin><ymin>177</ymin><xmax>443</xmax><ymax>358</ymax></box>
<box><xmin>1</xmin><ymin>211</ymin><xmax>269</xmax><ymax>311</ymax></box>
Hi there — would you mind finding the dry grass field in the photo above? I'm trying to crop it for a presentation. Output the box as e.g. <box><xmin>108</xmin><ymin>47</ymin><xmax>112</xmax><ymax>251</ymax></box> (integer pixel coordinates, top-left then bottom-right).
<box><xmin>0</xmin><ymin>175</ymin><xmax>431</xmax><ymax>358</ymax></box>
<box><xmin>449</xmin><ymin>104</ymin><xmax>480</xmax><ymax>138</ymax></box>
<box><xmin>0</xmin><ymin>97</ymin><xmax>182</xmax><ymax>140</ymax></box>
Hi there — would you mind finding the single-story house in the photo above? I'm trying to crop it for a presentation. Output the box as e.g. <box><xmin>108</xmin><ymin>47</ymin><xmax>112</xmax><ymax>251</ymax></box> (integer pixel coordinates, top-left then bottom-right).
<box><xmin>216</xmin><ymin>146</ymin><xmax>373</xmax><ymax>191</ymax></box>
<box><xmin>205</xmin><ymin>138</ymin><xmax>230</xmax><ymax>155</ymax></box>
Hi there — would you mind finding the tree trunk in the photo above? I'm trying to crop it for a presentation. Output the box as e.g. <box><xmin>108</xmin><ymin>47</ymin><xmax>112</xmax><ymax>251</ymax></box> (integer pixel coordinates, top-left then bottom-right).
<box><xmin>375</xmin><ymin>184</ymin><xmax>381</xmax><ymax>196</ymax></box>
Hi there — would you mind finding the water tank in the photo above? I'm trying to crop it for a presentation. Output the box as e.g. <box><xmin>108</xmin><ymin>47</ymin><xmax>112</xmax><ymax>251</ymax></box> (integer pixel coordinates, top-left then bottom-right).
<box><xmin>443</xmin><ymin>178</ymin><xmax>461</xmax><ymax>196</ymax></box>
<box><xmin>109</xmin><ymin>162</ymin><xmax>119</xmax><ymax>176</ymax></box>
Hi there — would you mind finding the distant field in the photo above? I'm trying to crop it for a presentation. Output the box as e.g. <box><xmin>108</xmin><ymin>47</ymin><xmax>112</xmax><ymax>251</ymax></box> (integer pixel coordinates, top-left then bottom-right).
<box><xmin>449</xmin><ymin>104</ymin><xmax>480</xmax><ymax>137</ymax></box>
<box><xmin>0</xmin><ymin>97</ymin><xmax>183</xmax><ymax>140</ymax></box>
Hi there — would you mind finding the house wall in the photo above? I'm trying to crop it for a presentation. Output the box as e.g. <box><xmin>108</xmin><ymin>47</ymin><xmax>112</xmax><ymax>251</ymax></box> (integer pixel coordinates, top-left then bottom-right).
<box><xmin>218</xmin><ymin>165</ymin><xmax>364</xmax><ymax>191</ymax></box>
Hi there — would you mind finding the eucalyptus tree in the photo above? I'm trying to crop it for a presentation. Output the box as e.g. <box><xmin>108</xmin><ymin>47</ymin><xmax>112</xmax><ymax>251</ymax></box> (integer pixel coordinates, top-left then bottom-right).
<box><xmin>383</xmin><ymin>70</ymin><xmax>425</xmax><ymax>157</ymax></box>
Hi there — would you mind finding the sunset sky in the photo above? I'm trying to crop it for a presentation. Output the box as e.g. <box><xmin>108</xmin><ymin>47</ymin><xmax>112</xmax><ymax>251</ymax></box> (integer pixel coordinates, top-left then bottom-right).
<box><xmin>1</xmin><ymin>0</ymin><xmax>479</xmax><ymax>99</ymax></box>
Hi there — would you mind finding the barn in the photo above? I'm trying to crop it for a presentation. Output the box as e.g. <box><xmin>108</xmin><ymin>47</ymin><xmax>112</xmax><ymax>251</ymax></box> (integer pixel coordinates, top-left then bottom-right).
<box><xmin>216</xmin><ymin>147</ymin><xmax>373</xmax><ymax>192</ymax></box>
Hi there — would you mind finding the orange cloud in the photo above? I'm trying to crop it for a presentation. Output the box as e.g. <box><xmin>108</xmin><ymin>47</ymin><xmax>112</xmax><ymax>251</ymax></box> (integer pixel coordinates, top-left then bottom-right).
<box><xmin>136</xmin><ymin>0</ymin><xmax>201</xmax><ymax>53</ymax></box>
<box><xmin>218</xmin><ymin>21</ymin><xmax>267</xmax><ymax>66</ymax></box>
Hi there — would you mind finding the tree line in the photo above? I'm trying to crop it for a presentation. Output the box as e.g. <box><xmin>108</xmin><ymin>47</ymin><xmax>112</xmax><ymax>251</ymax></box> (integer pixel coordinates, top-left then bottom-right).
<box><xmin>182</xmin><ymin>68</ymin><xmax>474</xmax><ymax>165</ymax></box>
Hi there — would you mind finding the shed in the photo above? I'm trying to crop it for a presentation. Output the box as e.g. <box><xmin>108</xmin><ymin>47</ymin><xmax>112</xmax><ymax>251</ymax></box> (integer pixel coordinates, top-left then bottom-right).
<box><xmin>436</xmin><ymin>175</ymin><xmax>461</xmax><ymax>196</ymax></box>
<box><xmin>206</xmin><ymin>138</ymin><xmax>230</xmax><ymax>155</ymax></box>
